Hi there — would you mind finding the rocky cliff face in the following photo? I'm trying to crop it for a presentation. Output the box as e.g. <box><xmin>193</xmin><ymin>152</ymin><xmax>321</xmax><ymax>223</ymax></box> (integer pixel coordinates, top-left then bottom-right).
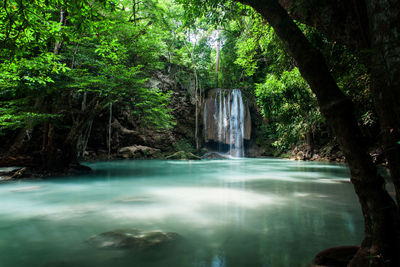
<box><xmin>86</xmin><ymin>72</ymin><xmax>196</xmax><ymax>159</ymax></box>
<box><xmin>203</xmin><ymin>89</ymin><xmax>251</xmax><ymax>144</ymax></box>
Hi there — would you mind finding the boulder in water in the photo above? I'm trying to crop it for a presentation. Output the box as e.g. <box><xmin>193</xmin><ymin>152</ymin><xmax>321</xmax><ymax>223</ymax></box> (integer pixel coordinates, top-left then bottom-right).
<box><xmin>166</xmin><ymin>151</ymin><xmax>201</xmax><ymax>160</ymax></box>
<box><xmin>201</xmin><ymin>152</ymin><xmax>230</xmax><ymax>159</ymax></box>
<box><xmin>87</xmin><ymin>229</ymin><xmax>183</xmax><ymax>250</ymax></box>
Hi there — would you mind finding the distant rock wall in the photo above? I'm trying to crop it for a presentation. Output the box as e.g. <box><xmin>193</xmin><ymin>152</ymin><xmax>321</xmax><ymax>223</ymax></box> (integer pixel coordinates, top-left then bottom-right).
<box><xmin>202</xmin><ymin>89</ymin><xmax>251</xmax><ymax>145</ymax></box>
<box><xmin>86</xmin><ymin>72</ymin><xmax>196</xmax><ymax>159</ymax></box>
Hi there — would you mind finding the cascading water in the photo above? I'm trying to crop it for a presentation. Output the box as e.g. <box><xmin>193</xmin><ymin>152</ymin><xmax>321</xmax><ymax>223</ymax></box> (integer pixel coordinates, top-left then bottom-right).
<box><xmin>229</xmin><ymin>89</ymin><xmax>245</xmax><ymax>157</ymax></box>
<box><xmin>203</xmin><ymin>89</ymin><xmax>250</xmax><ymax>157</ymax></box>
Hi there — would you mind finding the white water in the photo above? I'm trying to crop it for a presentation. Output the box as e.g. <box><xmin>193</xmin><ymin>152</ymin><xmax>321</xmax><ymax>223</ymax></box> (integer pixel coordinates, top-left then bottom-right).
<box><xmin>229</xmin><ymin>89</ymin><xmax>245</xmax><ymax>157</ymax></box>
<box><xmin>204</xmin><ymin>89</ymin><xmax>246</xmax><ymax>157</ymax></box>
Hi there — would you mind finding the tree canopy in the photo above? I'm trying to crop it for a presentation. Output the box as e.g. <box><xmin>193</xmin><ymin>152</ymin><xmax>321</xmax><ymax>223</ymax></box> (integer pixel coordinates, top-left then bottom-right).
<box><xmin>1</xmin><ymin>1</ymin><xmax>400</xmax><ymax>265</ymax></box>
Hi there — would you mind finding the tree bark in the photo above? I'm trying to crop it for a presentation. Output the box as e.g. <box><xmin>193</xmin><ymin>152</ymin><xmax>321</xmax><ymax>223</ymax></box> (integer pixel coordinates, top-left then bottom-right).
<box><xmin>54</xmin><ymin>6</ymin><xmax>66</xmax><ymax>55</ymax></box>
<box><xmin>107</xmin><ymin>102</ymin><xmax>112</xmax><ymax>159</ymax></box>
<box><xmin>183</xmin><ymin>35</ymin><xmax>200</xmax><ymax>150</ymax></box>
<box><xmin>215</xmin><ymin>29</ymin><xmax>221</xmax><ymax>86</ymax></box>
<box><xmin>364</xmin><ymin>0</ymin><xmax>400</xmax><ymax>208</ymax></box>
<box><xmin>62</xmin><ymin>97</ymin><xmax>108</xmax><ymax>166</ymax></box>
<box><xmin>238</xmin><ymin>0</ymin><xmax>400</xmax><ymax>266</ymax></box>
<box><xmin>278</xmin><ymin>0</ymin><xmax>400</xmax><ymax>212</ymax></box>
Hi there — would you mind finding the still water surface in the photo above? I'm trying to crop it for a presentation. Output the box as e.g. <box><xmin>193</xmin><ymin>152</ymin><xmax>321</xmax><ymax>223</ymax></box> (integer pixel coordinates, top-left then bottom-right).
<box><xmin>0</xmin><ymin>159</ymin><xmax>363</xmax><ymax>267</ymax></box>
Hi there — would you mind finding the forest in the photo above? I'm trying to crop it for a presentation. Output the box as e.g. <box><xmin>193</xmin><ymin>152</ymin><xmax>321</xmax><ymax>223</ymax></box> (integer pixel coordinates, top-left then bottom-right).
<box><xmin>0</xmin><ymin>0</ymin><xmax>399</xmax><ymax>266</ymax></box>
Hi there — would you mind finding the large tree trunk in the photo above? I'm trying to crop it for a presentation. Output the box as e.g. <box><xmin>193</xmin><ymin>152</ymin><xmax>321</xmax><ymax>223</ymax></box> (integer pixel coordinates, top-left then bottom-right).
<box><xmin>215</xmin><ymin>29</ymin><xmax>221</xmax><ymax>86</ymax></box>
<box><xmin>364</xmin><ymin>0</ymin><xmax>400</xmax><ymax>207</ymax></box>
<box><xmin>238</xmin><ymin>0</ymin><xmax>400</xmax><ymax>265</ymax></box>
<box><xmin>278</xmin><ymin>0</ymin><xmax>400</xmax><ymax>212</ymax></box>
<box><xmin>61</xmin><ymin>97</ymin><xmax>108</xmax><ymax>167</ymax></box>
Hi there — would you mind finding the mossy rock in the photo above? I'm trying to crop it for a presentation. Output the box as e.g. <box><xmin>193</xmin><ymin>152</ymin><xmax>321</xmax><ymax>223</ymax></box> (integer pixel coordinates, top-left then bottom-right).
<box><xmin>166</xmin><ymin>151</ymin><xmax>201</xmax><ymax>160</ymax></box>
<box><xmin>199</xmin><ymin>148</ymin><xmax>208</xmax><ymax>156</ymax></box>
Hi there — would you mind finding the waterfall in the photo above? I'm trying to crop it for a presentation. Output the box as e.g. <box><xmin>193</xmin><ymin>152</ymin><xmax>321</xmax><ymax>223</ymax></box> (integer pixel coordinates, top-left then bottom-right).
<box><xmin>229</xmin><ymin>89</ymin><xmax>245</xmax><ymax>157</ymax></box>
<box><xmin>203</xmin><ymin>89</ymin><xmax>249</xmax><ymax>157</ymax></box>
<box><xmin>218</xmin><ymin>90</ymin><xmax>223</xmax><ymax>150</ymax></box>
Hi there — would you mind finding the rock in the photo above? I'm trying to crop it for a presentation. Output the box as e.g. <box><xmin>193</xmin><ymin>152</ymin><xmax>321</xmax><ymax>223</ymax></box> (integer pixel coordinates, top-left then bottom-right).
<box><xmin>96</xmin><ymin>150</ymin><xmax>109</xmax><ymax>160</ymax></box>
<box><xmin>166</xmin><ymin>151</ymin><xmax>201</xmax><ymax>160</ymax></box>
<box><xmin>67</xmin><ymin>164</ymin><xmax>92</xmax><ymax>174</ymax></box>
<box><xmin>311</xmin><ymin>154</ymin><xmax>320</xmax><ymax>161</ymax></box>
<box><xmin>11</xmin><ymin>167</ymin><xmax>31</xmax><ymax>179</ymax></box>
<box><xmin>118</xmin><ymin>145</ymin><xmax>161</xmax><ymax>159</ymax></box>
<box><xmin>203</xmin><ymin>89</ymin><xmax>251</xmax><ymax>144</ymax></box>
<box><xmin>199</xmin><ymin>148</ymin><xmax>208</xmax><ymax>155</ymax></box>
<box><xmin>201</xmin><ymin>152</ymin><xmax>230</xmax><ymax>159</ymax></box>
<box><xmin>296</xmin><ymin>151</ymin><xmax>305</xmax><ymax>160</ymax></box>
<box><xmin>87</xmin><ymin>229</ymin><xmax>183</xmax><ymax>251</ymax></box>
<box><xmin>311</xmin><ymin>246</ymin><xmax>359</xmax><ymax>267</ymax></box>
<box><xmin>86</xmin><ymin>83</ymin><xmax>195</xmax><ymax>158</ymax></box>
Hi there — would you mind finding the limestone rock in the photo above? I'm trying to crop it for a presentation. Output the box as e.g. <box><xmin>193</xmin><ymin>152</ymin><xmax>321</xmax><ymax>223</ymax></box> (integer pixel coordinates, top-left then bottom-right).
<box><xmin>86</xmin><ymin>83</ymin><xmax>195</xmax><ymax>159</ymax></box>
<box><xmin>201</xmin><ymin>152</ymin><xmax>230</xmax><ymax>159</ymax></box>
<box><xmin>166</xmin><ymin>151</ymin><xmax>201</xmax><ymax>160</ymax></box>
<box><xmin>203</xmin><ymin>89</ymin><xmax>251</xmax><ymax>145</ymax></box>
<box><xmin>118</xmin><ymin>145</ymin><xmax>161</xmax><ymax>158</ymax></box>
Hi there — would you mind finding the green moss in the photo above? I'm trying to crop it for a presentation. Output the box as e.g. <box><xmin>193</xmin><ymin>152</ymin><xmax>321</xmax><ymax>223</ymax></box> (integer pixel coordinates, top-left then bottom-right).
<box><xmin>172</xmin><ymin>139</ymin><xmax>195</xmax><ymax>153</ymax></box>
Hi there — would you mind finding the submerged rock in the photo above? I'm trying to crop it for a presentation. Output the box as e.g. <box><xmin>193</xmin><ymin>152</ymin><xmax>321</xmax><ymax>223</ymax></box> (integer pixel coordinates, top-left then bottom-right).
<box><xmin>87</xmin><ymin>229</ymin><xmax>183</xmax><ymax>250</ymax></box>
<box><xmin>166</xmin><ymin>151</ymin><xmax>201</xmax><ymax>160</ymax></box>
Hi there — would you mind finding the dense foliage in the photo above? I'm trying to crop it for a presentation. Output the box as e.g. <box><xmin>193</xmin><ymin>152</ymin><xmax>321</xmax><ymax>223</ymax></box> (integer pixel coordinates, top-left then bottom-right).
<box><xmin>3</xmin><ymin>1</ymin><xmax>399</xmax><ymax>266</ymax></box>
<box><xmin>179</xmin><ymin>0</ymin><xmax>375</xmax><ymax>154</ymax></box>
<box><xmin>255</xmin><ymin>68</ymin><xmax>322</xmax><ymax>150</ymax></box>
<box><xmin>1</xmin><ymin>0</ymin><xmax>377</xmax><ymax>163</ymax></box>
<box><xmin>0</xmin><ymin>0</ymin><xmax>178</xmax><ymax>135</ymax></box>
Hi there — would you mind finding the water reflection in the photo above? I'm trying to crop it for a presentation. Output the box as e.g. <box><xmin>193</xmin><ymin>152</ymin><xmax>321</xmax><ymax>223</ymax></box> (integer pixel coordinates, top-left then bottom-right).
<box><xmin>211</xmin><ymin>253</ymin><xmax>226</xmax><ymax>267</ymax></box>
<box><xmin>0</xmin><ymin>158</ymin><xmax>363</xmax><ymax>267</ymax></box>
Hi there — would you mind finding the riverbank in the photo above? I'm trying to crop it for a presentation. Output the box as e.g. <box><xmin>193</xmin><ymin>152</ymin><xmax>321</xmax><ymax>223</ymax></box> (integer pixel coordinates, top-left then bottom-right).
<box><xmin>0</xmin><ymin>143</ymin><xmax>388</xmax><ymax>181</ymax></box>
<box><xmin>279</xmin><ymin>143</ymin><xmax>386</xmax><ymax>167</ymax></box>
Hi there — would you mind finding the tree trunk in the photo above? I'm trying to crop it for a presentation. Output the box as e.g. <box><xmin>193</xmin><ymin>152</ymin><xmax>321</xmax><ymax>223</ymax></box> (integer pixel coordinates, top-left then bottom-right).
<box><xmin>76</xmin><ymin>119</ymin><xmax>93</xmax><ymax>160</ymax></box>
<box><xmin>44</xmin><ymin>97</ymin><xmax>107</xmax><ymax>171</ymax></box>
<box><xmin>194</xmin><ymin>70</ymin><xmax>199</xmax><ymax>150</ymax></box>
<box><xmin>183</xmin><ymin>36</ymin><xmax>200</xmax><ymax>151</ymax></box>
<box><xmin>54</xmin><ymin>6</ymin><xmax>66</xmax><ymax>55</ymax></box>
<box><xmin>276</xmin><ymin>0</ymin><xmax>400</xmax><ymax>210</ymax></box>
<box><xmin>364</xmin><ymin>0</ymin><xmax>400</xmax><ymax>207</ymax></box>
<box><xmin>108</xmin><ymin>102</ymin><xmax>112</xmax><ymax>159</ymax></box>
<box><xmin>238</xmin><ymin>0</ymin><xmax>400</xmax><ymax>265</ymax></box>
<box><xmin>215</xmin><ymin>29</ymin><xmax>221</xmax><ymax>86</ymax></box>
